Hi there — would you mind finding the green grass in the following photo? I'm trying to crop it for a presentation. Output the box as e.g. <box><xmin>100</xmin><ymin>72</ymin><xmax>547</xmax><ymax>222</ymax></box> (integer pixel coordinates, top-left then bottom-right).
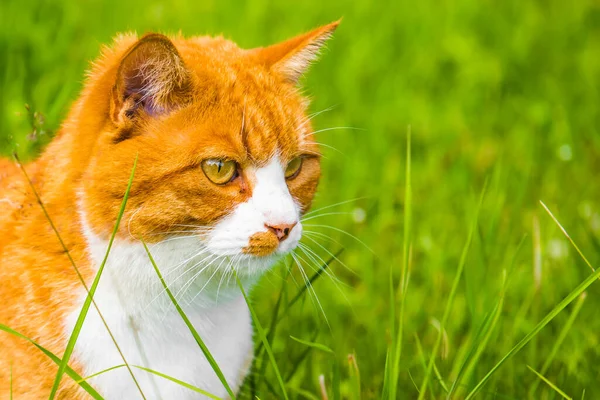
<box><xmin>2</xmin><ymin>0</ymin><xmax>600</xmax><ymax>398</ymax></box>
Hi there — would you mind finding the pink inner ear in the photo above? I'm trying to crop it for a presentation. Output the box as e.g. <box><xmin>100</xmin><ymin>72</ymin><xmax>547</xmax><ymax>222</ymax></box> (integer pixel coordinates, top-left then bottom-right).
<box><xmin>113</xmin><ymin>34</ymin><xmax>192</xmax><ymax>119</ymax></box>
<box><xmin>250</xmin><ymin>20</ymin><xmax>340</xmax><ymax>84</ymax></box>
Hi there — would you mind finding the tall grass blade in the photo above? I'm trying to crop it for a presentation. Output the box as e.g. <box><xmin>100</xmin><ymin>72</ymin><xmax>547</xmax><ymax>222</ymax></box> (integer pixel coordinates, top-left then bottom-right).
<box><xmin>132</xmin><ymin>365</ymin><xmax>221</xmax><ymax>399</ymax></box>
<box><xmin>527</xmin><ymin>366</ymin><xmax>572</xmax><ymax>400</ymax></box>
<box><xmin>528</xmin><ymin>292</ymin><xmax>587</xmax><ymax>396</ymax></box>
<box><xmin>290</xmin><ymin>335</ymin><xmax>334</xmax><ymax>354</ymax></box>
<box><xmin>255</xmin><ymin>261</ymin><xmax>292</xmax><ymax>396</ymax></box>
<box><xmin>540</xmin><ymin>201</ymin><xmax>595</xmax><ymax>272</ymax></box>
<box><xmin>465</xmin><ymin>205</ymin><xmax>600</xmax><ymax>399</ymax></box>
<box><xmin>465</xmin><ymin>267</ymin><xmax>600</xmax><ymax>399</ymax></box>
<box><xmin>0</xmin><ymin>323</ymin><xmax>104</xmax><ymax>400</ymax></box>
<box><xmin>418</xmin><ymin>180</ymin><xmax>487</xmax><ymax>400</ymax></box>
<box><xmin>449</xmin><ymin>237</ymin><xmax>523</xmax><ymax>400</ymax></box>
<box><xmin>49</xmin><ymin>155</ymin><xmax>139</xmax><ymax>400</ymax></box>
<box><xmin>76</xmin><ymin>363</ymin><xmax>221</xmax><ymax>399</ymax></box>
<box><xmin>285</xmin><ymin>328</ymin><xmax>321</xmax><ymax>382</ymax></box>
<box><xmin>13</xmin><ymin>153</ymin><xmax>145</xmax><ymax>398</ymax></box>
<box><xmin>233</xmin><ymin>269</ymin><xmax>289</xmax><ymax>400</ymax></box>
<box><xmin>141</xmin><ymin>240</ymin><xmax>236</xmax><ymax>399</ymax></box>
<box><xmin>348</xmin><ymin>353</ymin><xmax>361</xmax><ymax>400</ymax></box>
<box><xmin>389</xmin><ymin>127</ymin><xmax>412</xmax><ymax>399</ymax></box>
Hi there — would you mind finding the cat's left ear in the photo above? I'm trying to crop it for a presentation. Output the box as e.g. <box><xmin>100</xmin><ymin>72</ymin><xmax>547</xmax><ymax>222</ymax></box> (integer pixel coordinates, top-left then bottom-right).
<box><xmin>110</xmin><ymin>33</ymin><xmax>192</xmax><ymax>126</ymax></box>
<box><xmin>250</xmin><ymin>20</ymin><xmax>341</xmax><ymax>84</ymax></box>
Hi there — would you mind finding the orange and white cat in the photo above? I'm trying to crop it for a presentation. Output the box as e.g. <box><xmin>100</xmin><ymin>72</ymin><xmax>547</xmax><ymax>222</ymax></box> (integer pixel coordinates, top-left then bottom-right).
<box><xmin>0</xmin><ymin>21</ymin><xmax>339</xmax><ymax>399</ymax></box>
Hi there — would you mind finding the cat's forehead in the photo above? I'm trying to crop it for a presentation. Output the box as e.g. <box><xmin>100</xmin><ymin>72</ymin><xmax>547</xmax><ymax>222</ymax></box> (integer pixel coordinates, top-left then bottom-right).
<box><xmin>151</xmin><ymin>37</ymin><xmax>316</xmax><ymax>164</ymax></box>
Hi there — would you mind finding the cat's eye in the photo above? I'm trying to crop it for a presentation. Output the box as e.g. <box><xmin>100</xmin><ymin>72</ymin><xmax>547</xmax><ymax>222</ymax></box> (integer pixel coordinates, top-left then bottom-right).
<box><xmin>285</xmin><ymin>157</ymin><xmax>303</xmax><ymax>179</ymax></box>
<box><xmin>201</xmin><ymin>159</ymin><xmax>238</xmax><ymax>185</ymax></box>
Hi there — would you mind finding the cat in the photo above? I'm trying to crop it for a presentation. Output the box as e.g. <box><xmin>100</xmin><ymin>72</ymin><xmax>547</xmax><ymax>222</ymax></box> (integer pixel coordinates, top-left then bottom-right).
<box><xmin>0</xmin><ymin>20</ymin><xmax>339</xmax><ymax>399</ymax></box>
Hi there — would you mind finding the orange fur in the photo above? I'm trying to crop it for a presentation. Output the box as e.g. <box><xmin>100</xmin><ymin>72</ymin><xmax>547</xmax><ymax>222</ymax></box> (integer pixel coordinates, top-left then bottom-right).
<box><xmin>0</xmin><ymin>21</ymin><xmax>338</xmax><ymax>398</ymax></box>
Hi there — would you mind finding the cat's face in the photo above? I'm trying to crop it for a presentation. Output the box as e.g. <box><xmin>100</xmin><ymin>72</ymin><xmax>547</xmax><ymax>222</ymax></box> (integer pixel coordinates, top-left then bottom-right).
<box><xmin>80</xmin><ymin>24</ymin><xmax>338</xmax><ymax>276</ymax></box>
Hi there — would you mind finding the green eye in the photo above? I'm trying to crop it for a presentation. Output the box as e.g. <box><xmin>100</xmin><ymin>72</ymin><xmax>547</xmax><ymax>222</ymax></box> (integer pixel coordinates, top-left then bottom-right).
<box><xmin>285</xmin><ymin>157</ymin><xmax>303</xmax><ymax>179</ymax></box>
<box><xmin>201</xmin><ymin>159</ymin><xmax>238</xmax><ymax>184</ymax></box>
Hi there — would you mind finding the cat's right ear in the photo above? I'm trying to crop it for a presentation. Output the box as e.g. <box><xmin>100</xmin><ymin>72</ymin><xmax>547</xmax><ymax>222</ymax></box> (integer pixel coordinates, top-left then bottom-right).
<box><xmin>110</xmin><ymin>33</ymin><xmax>192</xmax><ymax>129</ymax></box>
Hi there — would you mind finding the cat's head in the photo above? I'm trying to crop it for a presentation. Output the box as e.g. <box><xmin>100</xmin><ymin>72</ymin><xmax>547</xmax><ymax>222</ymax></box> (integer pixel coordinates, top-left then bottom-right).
<box><xmin>79</xmin><ymin>22</ymin><xmax>339</xmax><ymax>277</ymax></box>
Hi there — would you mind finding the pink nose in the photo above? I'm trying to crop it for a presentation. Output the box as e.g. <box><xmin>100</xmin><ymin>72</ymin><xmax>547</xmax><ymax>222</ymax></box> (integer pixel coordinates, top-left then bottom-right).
<box><xmin>265</xmin><ymin>222</ymin><xmax>297</xmax><ymax>242</ymax></box>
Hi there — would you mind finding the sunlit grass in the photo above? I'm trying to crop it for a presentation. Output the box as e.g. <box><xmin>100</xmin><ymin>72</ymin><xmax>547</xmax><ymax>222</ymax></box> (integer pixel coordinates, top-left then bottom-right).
<box><xmin>3</xmin><ymin>0</ymin><xmax>600</xmax><ymax>398</ymax></box>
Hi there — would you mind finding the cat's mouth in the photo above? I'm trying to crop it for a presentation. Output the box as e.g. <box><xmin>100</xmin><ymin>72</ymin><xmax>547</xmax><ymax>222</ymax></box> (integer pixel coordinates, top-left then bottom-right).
<box><xmin>242</xmin><ymin>231</ymin><xmax>280</xmax><ymax>257</ymax></box>
<box><xmin>241</xmin><ymin>223</ymin><xmax>302</xmax><ymax>258</ymax></box>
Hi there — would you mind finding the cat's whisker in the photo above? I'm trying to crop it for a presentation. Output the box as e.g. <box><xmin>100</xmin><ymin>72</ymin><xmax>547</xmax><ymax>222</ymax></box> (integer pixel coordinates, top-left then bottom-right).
<box><xmin>298</xmin><ymin>105</ymin><xmax>337</xmax><ymax>130</ymax></box>
<box><xmin>291</xmin><ymin>251</ymin><xmax>330</xmax><ymax>326</ymax></box>
<box><xmin>159</xmin><ymin>247</ymin><xmax>213</xmax><ymax>280</ymax></box>
<box><xmin>172</xmin><ymin>254</ymin><xmax>220</xmax><ymax>302</ymax></box>
<box><xmin>297</xmin><ymin>242</ymin><xmax>348</xmax><ymax>288</ymax></box>
<box><xmin>303</xmin><ymin>230</ymin><xmax>344</xmax><ymax>248</ymax></box>
<box><xmin>297</xmin><ymin>245</ymin><xmax>354</xmax><ymax>316</ymax></box>
<box><xmin>303</xmin><ymin>223</ymin><xmax>375</xmax><ymax>254</ymax></box>
<box><xmin>303</xmin><ymin>140</ymin><xmax>344</xmax><ymax>155</ymax></box>
<box><xmin>302</xmin><ymin>197</ymin><xmax>368</xmax><ymax>218</ymax></box>
<box><xmin>301</xmin><ymin>211</ymin><xmax>353</xmax><ymax>222</ymax></box>
<box><xmin>144</xmin><ymin>251</ymin><xmax>216</xmax><ymax>310</ymax></box>
<box><xmin>297</xmin><ymin>243</ymin><xmax>357</xmax><ymax>321</ymax></box>
<box><xmin>215</xmin><ymin>260</ymin><xmax>231</xmax><ymax>305</ymax></box>
<box><xmin>299</xmin><ymin>237</ymin><xmax>356</xmax><ymax>278</ymax></box>
<box><xmin>169</xmin><ymin>224</ymin><xmax>215</xmax><ymax>230</ymax></box>
<box><xmin>285</xmin><ymin>255</ymin><xmax>303</xmax><ymax>291</ymax></box>
<box><xmin>311</xmin><ymin>126</ymin><xmax>366</xmax><ymax>135</ymax></box>
<box><xmin>184</xmin><ymin>257</ymin><xmax>226</xmax><ymax>305</ymax></box>
<box><xmin>217</xmin><ymin>255</ymin><xmax>241</xmax><ymax>304</ymax></box>
<box><xmin>126</xmin><ymin>206</ymin><xmax>144</xmax><ymax>240</ymax></box>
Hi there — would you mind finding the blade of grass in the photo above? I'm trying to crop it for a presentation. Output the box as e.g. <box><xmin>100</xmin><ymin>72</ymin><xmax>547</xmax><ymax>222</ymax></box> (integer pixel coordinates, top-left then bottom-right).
<box><xmin>290</xmin><ymin>335</ymin><xmax>334</xmax><ymax>354</ymax></box>
<box><xmin>540</xmin><ymin>201</ymin><xmax>595</xmax><ymax>272</ymax></box>
<box><xmin>255</xmin><ymin>261</ymin><xmax>292</xmax><ymax>395</ymax></box>
<box><xmin>233</xmin><ymin>269</ymin><xmax>289</xmax><ymax>400</ymax></box>
<box><xmin>528</xmin><ymin>292</ymin><xmax>587</xmax><ymax>396</ymax></box>
<box><xmin>414</xmin><ymin>333</ymin><xmax>442</xmax><ymax>395</ymax></box>
<box><xmin>452</xmin><ymin>273</ymin><xmax>506</xmax><ymax>397</ymax></box>
<box><xmin>0</xmin><ymin>323</ymin><xmax>104</xmax><ymax>400</ymax></box>
<box><xmin>389</xmin><ymin>127</ymin><xmax>412</xmax><ymax>400</ymax></box>
<box><xmin>77</xmin><ymin>363</ymin><xmax>222</xmax><ymax>399</ymax></box>
<box><xmin>285</xmin><ymin>328</ymin><xmax>321</xmax><ymax>382</ymax></box>
<box><xmin>465</xmin><ymin>203</ymin><xmax>598</xmax><ymax>399</ymax></box>
<box><xmin>254</xmin><ymin>251</ymin><xmax>341</xmax><ymax>385</ymax></box>
<box><xmin>48</xmin><ymin>155</ymin><xmax>141</xmax><ymax>400</ymax></box>
<box><xmin>78</xmin><ymin>365</ymin><xmax>127</xmax><ymax>383</ymax></box>
<box><xmin>332</xmin><ymin>357</ymin><xmax>341</xmax><ymax>400</ymax></box>
<box><xmin>141</xmin><ymin>240</ymin><xmax>236</xmax><ymax>399</ymax></box>
<box><xmin>418</xmin><ymin>180</ymin><xmax>487</xmax><ymax>400</ymax></box>
<box><xmin>449</xmin><ymin>235</ymin><xmax>526</xmax><ymax>397</ymax></box>
<box><xmin>465</xmin><ymin>266</ymin><xmax>600</xmax><ymax>399</ymax></box>
<box><xmin>282</xmin><ymin>249</ymin><xmax>344</xmax><ymax>320</ymax></box>
<box><xmin>133</xmin><ymin>365</ymin><xmax>221</xmax><ymax>399</ymax></box>
<box><xmin>348</xmin><ymin>353</ymin><xmax>361</xmax><ymax>400</ymax></box>
<box><xmin>289</xmin><ymin>387</ymin><xmax>321</xmax><ymax>400</ymax></box>
<box><xmin>449</xmin><ymin>235</ymin><xmax>525</xmax><ymax>400</ymax></box>
<box><xmin>527</xmin><ymin>366</ymin><xmax>572</xmax><ymax>400</ymax></box>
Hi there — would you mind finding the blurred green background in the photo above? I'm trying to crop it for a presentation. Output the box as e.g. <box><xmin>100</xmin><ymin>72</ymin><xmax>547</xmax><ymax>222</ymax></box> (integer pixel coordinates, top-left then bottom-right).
<box><xmin>2</xmin><ymin>0</ymin><xmax>600</xmax><ymax>398</ymax></box>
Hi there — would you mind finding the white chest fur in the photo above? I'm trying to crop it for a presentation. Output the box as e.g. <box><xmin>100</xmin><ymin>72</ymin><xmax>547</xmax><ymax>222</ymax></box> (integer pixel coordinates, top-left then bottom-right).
<box><xmin>65</xmin><ymin>227</ymin><xmax>255</xmax><ymax>399</ymax></box>
<box><xmin>69</xmin><ymin>156</ymin><xmax>303</xmax><ymax>398</ymax></box>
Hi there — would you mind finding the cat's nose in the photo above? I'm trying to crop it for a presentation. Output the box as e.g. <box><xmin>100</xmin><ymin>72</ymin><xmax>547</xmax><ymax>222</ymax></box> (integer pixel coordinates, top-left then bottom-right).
<box><xmin>265</xmin><ymin>222</ymin><xmax>297</xmax><ymax>242</ymax></box>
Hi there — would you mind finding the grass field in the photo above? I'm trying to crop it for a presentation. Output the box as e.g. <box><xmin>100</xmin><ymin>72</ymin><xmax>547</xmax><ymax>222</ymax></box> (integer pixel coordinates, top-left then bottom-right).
<box><xmin>2</xmin><ymin>0</ymin><xmax>600</xmax><ymax>398</ymax></box>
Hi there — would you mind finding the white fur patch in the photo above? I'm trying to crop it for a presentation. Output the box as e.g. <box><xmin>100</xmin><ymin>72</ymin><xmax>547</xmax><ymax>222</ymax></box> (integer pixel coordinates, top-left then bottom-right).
<box><xmin>67</xmin><ymin>155</ymin><xmax>302</xmax><ymax>399</ymax></box>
